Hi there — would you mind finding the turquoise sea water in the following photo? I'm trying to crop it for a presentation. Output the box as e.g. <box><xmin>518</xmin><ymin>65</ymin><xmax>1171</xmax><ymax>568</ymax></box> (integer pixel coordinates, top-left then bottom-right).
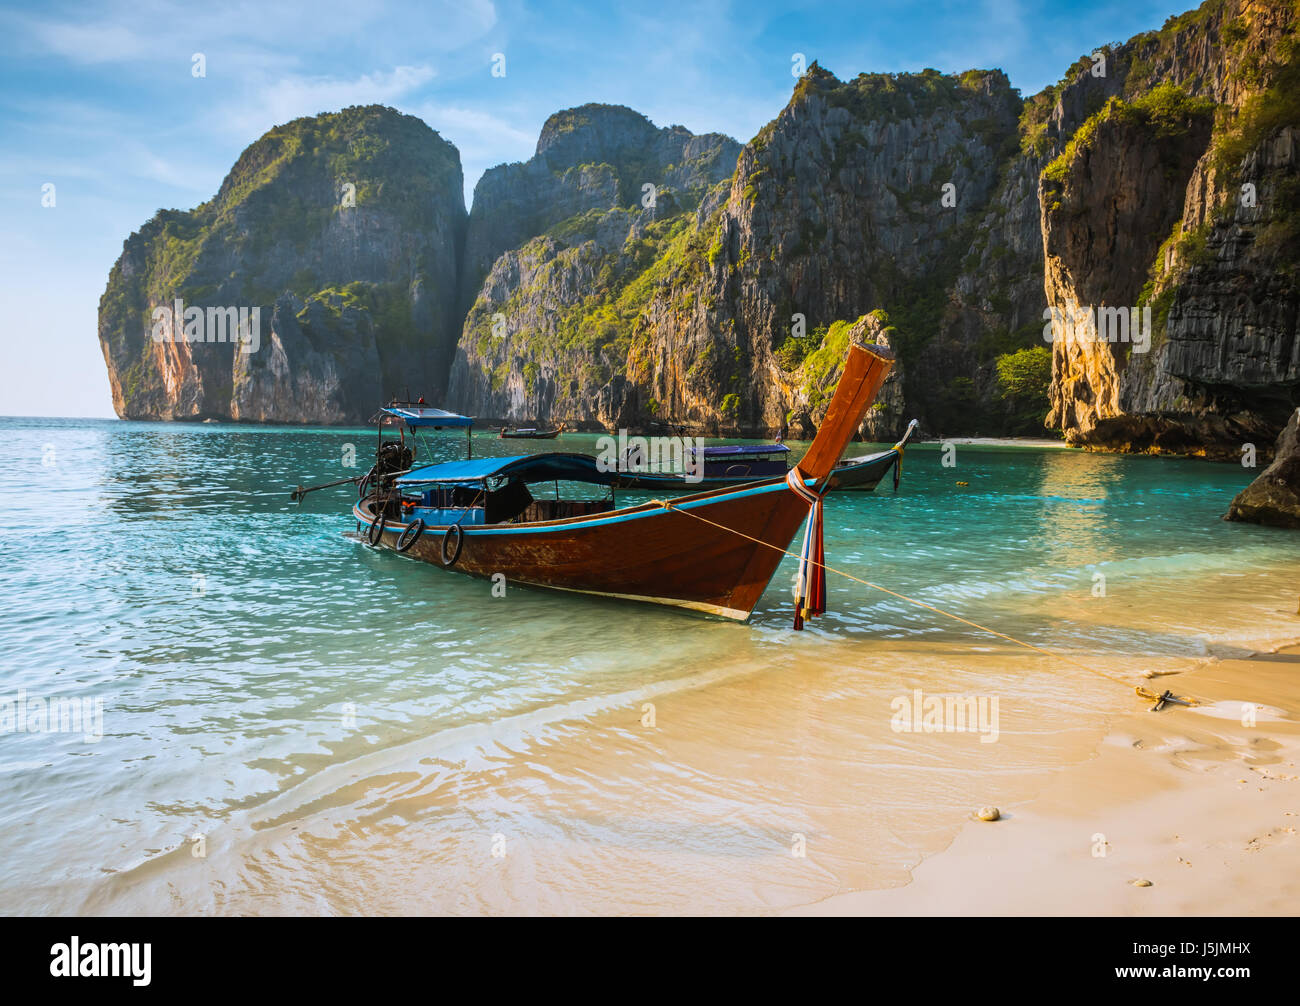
<box><xmin>1</xmin><ymin>417</ymin><xmax>1298</xmax><ymax>914</ymax></box>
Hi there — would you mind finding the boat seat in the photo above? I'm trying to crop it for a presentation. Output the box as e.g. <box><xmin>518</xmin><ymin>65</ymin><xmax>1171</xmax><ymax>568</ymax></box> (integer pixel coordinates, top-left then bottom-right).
<box><xmin>485</xmin><ymin>479</ymin><xmax>533</xmax><ymax>524</ymax></box>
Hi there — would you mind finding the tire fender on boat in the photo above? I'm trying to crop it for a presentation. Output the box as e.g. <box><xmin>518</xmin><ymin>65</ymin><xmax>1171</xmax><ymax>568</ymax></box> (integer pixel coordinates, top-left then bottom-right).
<box><xmin>441</xmin><ymin>523</ymin><xmax>463</xmax><ymax>567</ymax></box>
<box><xmin>367</xmin><ymin>512</ymin><xmax>386</xmax><ymax>547</ymax></box>
<box><xmin>396</xmin><ymin>518</ymin><xmax>425</xmax><ymax>553</ymax></box>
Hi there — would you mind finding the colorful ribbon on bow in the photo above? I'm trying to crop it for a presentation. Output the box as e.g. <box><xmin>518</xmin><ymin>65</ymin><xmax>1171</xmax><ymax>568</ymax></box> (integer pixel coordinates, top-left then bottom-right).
<box><xmin>785</xmin><ymin>466</ymin><xmax>827</xmax><ymax>630</ymax></box>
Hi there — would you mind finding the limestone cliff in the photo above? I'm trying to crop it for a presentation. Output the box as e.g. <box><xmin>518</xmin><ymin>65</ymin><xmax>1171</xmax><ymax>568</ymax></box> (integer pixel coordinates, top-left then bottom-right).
<box><xmin>1039</xmin><ymin>0</ymin><xmax>1300</xmax><ymax>458</ymax></box>
<box><xmin>100</xmin><ymin>0</ymin><xmax>1299</xmax><ymax>458</ymax></box>
<box><xmin>625</xmin><ymin>66</ymin><xmax>1021</xmax><ymax>438</ymax></box>
<box><xmin>445</xmin><ymin>105</ymin><xmax>741</xmax><ymax>428</ymax></box>
<box><xmin>447</xmin><ymin>68</ymin><xmax>1020</xmax><ymax>436</ymax></box>
<box><xmin>459</xmin><ymin>104</ymin><xmax>741</xmax><ymax>312</ymax></box>
<box><xmin>98</xmin><ymin>105</ymin><xmax>465</xmax><ymax>422</ymax></box>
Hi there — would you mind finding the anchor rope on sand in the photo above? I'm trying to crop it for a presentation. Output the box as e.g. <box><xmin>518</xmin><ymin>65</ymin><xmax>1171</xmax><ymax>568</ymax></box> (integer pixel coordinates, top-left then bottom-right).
<box><xmin>652</xmin><ymin>496</ymin><xmax>1198</xmax><ymax>707</ymax></box>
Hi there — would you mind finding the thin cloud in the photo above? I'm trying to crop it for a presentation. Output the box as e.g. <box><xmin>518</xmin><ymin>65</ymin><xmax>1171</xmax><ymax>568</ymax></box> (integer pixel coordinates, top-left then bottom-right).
<box><xmin>409</xmin><ymin>102</ymin><xmax>534</xmax><ymax>153</ymax></box>
<box><xmin>219</xmin><ymin>65</ymin><xmax>438</xmax><ymax>140</ymax></box>
<box><xmin>25</xmin><ymin>20</ymin><xmax>150</xmax><ymax>64</ymax></box>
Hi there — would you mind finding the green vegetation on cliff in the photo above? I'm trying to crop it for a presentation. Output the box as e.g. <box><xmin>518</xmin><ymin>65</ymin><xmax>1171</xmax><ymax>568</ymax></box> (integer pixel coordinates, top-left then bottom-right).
<box><xmin>110</xmin><ymin>105</ymin><xmax>461</xmax><ymax>317</ymax></box>
<box><xmin>795</xmin><ymin>63</ymin><xmax>1017</xmax><ymax>125</ymax></box>
<box><xmin>1212</xmin><ymin>26</ymin><xmax>1300</xmax><ymax>172</ymax></box>
<box><xmin>1043</xmin><ymin>84</ymin><xmax>1216</xmax><ymax>187</ymax></box>
<box><xmin>1123</xmin><ymin>0</ymin><xmax>1231</xmax><ymax>93</ymax></box>
<box><xmin>994</xmin><ymin>346</ymin><xmax>1053</xmax><ymax>433</ymax></box>
<box><xmin>793</xmin><ymin>313</ymin><xmax>897</xmax><ymax>412</ymax></box>
<box><xmin>463</xmin><ymin>209</ymin><xmax>701</xmax><ymax>399</ymax></box>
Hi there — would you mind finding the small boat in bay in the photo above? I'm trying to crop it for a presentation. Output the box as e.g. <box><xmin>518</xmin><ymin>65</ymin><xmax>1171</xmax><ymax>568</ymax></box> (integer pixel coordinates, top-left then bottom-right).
<box><xmin>828</xmin><ymin>419</ymin><xmax>920</xmax><ymax>491</ymax></box>
<box><xmin>333</xmin><ymin>344</ymin><xmax>895</xmax><ymax>623</ymax></box>
<box><xmin>499</xmin><ymin>424</ymin><xmax>565</xmax><ymax>439</ymax></box>
<box><xmin>610</xmin><ymin>419</ymin><xmax>919</xmax><ymax>492</ymax></box>
<box><xmin>610</xmin><ymin>442</ymin><xmax>791</xmax><ymax>490</ymax></box>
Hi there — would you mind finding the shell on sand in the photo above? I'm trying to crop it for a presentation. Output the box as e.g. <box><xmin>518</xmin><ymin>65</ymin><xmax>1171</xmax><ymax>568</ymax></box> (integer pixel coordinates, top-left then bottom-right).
<box><xmin>1131</xmin><ymin>878</ymin><xmax>1153</xmax><ymax>887</ymax></box>
<box><xmin>975</xmin><ymin>806</ymin><xmax>1000</xmax><ymax>821</ymax></box>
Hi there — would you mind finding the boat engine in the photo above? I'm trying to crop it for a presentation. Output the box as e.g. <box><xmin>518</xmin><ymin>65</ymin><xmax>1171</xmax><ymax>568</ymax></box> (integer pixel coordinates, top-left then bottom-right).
<box><xmin>375</xmin><ymin>441</ymin><xmax>413</xmax><ymax>481</ymax></box>
<box><xmin>359</xmin><ymin>441</ymin><xmax>414</xmax><ymax>503</ymax></box>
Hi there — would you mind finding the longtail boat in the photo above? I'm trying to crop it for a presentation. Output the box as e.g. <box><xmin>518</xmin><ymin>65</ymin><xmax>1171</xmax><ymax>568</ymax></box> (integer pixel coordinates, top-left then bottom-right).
<box><xmin>324</xmin><ymin>344</ymin><xmax>892</xmax><ymax>624</ymax></box>
<box><xmin>828</xmin><ymin>418</ymin><xmax>920</xmax><ymax>491</ymax></box>
<box><xmin>609</xmin><ymin>442</ymin><xmax>791</xmax><ymax>490</ymax></box>
<box><xmin>499</xmin><ymin>424</ymin><xmax>564</xmax><ymax>439</ymax></box>
<box><xmin>611</xmin><ymin>419</ymin><xmax>919</xmax><ymax>492</ymax></box>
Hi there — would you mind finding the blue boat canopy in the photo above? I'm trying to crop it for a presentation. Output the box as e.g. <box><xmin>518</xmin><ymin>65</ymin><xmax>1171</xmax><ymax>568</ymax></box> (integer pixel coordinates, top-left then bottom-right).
<box><xmin>380</xmin><ymin>406</ymin><xmax>474</xmax><ymax>429</ymax></box>
<box><xmin>396</xmin><ymin>452</ymin><xmax>615</xmax><ymax>487</ymax></box>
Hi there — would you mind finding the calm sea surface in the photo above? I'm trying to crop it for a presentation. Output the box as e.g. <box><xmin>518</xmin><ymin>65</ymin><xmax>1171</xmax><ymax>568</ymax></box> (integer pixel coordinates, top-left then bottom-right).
<box><xmin>1</xmin><ymin>417</ymin><xmax>1298</xmax><ymax>914</ymax></box>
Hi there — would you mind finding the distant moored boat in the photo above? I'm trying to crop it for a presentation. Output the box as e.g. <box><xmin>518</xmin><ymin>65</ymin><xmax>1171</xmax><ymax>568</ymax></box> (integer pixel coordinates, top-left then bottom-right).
<box><xmin>828</xmin><ymin>418</ymin><xmax>920</xmax><ymax>491</ymax></box>
<box><xmin>499</xmin><ymin>424</ymin><xmax>565</xmax><ymax>439</ymax></box>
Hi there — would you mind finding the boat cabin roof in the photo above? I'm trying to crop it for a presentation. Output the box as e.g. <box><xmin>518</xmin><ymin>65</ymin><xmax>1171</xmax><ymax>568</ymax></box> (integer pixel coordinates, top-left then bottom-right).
<box><xmin>396</xmin><ymin>452</ymin><xmax>615</xmax><ymax>487</ymax></box>
<box><xmin>379</xmin><ymin>406</ymin><xmax>474</xmax><ymax>429</ymax></box>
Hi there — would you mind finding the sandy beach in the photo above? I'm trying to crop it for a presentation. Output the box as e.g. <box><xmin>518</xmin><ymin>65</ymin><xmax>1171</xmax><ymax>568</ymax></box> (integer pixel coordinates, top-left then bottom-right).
<box><xmin>790</xmin><ymin>640</ymin><xmax>1300</xmax><ymax>916</ymax></box>
<box><xmin>73</xmin><ymin>565</ymin><xmax>1300</xmax><ymax>917</ymax></box>
<box><xmin>926</xmin><ymin>437</ymin><xmax>1074</xmax><ymax>450</ymax></box>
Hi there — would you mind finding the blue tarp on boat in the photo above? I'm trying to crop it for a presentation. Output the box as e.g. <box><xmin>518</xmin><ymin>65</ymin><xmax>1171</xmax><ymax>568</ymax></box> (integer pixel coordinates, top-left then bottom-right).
<box><xmin>396</xmin><ymin>452</ymin><xmax>615</xmax><ymax>486</ymax></box>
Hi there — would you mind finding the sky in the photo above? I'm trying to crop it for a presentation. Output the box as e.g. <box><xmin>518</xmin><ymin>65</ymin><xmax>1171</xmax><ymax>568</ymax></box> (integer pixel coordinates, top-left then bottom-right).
<box><xmin>0</xmin><ymin>0</ymin><xmax>1194</xmax><ymax>418</ymax></box>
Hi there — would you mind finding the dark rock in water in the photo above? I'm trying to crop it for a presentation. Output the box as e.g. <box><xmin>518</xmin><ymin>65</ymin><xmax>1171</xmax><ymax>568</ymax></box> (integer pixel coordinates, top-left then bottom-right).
<box><xmin>1226</xmin><ymin>409</ymin><xmax>1300</xmax><ymax>528</ymax></box>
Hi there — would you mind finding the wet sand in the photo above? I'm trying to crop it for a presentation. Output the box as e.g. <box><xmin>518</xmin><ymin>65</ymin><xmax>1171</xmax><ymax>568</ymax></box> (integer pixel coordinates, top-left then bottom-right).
<box><xmin>73</xmin><ymin>566</ymin><xmax>1300</xmax><ymax>917</ymax></box>
<box><xmin>789</xmin><ymin>642</ymin><xmax>1300</xmax><ymax>916</ymax></box>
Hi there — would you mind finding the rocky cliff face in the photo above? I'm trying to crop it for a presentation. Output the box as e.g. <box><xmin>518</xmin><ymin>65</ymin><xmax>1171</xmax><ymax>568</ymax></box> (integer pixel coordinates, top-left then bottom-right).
<box><xmin>447</xmin><ymin>68</ymin><xmax>1021</xmax><ymax>436</ymax></box>
<box><xmin>623</xmin><ymin>66</ymin><xmax>1022</xmax><ymax>438</ymax></box>
<box><xmin>98</xmin><ymin>105</ymin><xmax>465</xmax><ymax>422</ymax></box>
<box><xmin>101</xmin><ymin>0</ymin><xmax>1299</xmax><ymax>459</ymax></box>
<box><xmin>1041</xmin><ymin>85</ymin><xmax>1217</xmax><ymax>442</ymax></box>
<box><xmin>458</xmin><ymin>105</ymin><xmax>741</xmax><ymax>311</ymax></box>
<box><xmin>445</xmin><ymin>105</ymin><xmax>741</xmax><ymax>428</ymax></box>
<box><xmin>1039</xmin><ymin>0</ymin><xmax>1299</xmax><ymax>458</ymax></box>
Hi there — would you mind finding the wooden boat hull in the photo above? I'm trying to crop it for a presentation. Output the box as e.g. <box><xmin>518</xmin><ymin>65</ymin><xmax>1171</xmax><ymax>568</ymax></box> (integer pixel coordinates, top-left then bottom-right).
<box><xmin>352</xmin><ymin>344</ymin><xmax>894</xmax><ymax>620</ymax></box>
<box><xmin>354</xmin><ymin>478</ymin><xmax>806</xmax><ymax>619</ymax></box>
